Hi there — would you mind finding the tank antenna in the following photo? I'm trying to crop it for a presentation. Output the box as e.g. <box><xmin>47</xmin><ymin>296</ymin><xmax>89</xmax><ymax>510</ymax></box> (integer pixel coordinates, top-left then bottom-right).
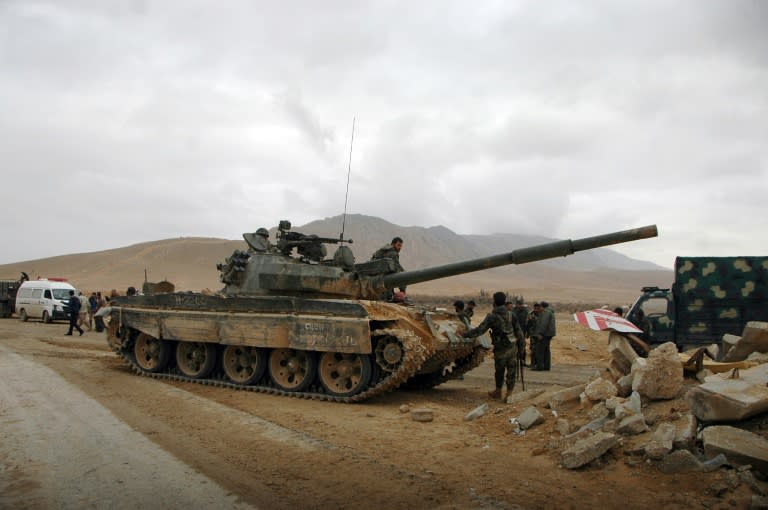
<box><xmin>340</xmin><ymin>116</ymin><xmax>355</xmax><ymax>243</ymax></box>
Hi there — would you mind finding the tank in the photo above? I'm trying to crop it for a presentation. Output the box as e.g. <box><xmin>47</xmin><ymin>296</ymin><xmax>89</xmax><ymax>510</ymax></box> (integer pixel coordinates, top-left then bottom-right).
<box><xmin>106</xmin><ymin>221</ymin><xmax>658</xmax><ymax>402</ymax></box>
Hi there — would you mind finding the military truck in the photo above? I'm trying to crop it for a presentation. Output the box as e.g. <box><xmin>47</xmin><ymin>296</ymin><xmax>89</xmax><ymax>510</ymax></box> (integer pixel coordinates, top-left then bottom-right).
<box><xmin>0</xmin><ymin>272</ymin><xmax>28</xmax><ymax>318</ymax></box>
<box><xmin>626</xmin><ymin>256</ymin><xmax>768</xmax><ymax>350</ymax></box>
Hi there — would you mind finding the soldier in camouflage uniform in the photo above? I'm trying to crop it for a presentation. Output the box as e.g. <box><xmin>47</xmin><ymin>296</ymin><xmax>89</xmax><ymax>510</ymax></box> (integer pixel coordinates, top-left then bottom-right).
<box><xmin>453</xmin><ymin>300</ymin><xmax>472</xmax><ymax>328</ymax></box>
<box><xmin>371</xmin><ymin>237</ymin><xmax>406</xmax><ymax>299</ymax></box>
<box><xmin>463</xmin><ymin>292</ymin><xmax>524</xmax><ymax>400</ymax></box>
<box><xmin>465</xmin><ymin>300</ymin><xmax>476</xmax><ymax>322</ymax></box>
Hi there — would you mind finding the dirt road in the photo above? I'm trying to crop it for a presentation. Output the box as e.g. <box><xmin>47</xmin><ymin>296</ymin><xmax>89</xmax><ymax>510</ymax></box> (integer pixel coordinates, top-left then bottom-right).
<box><xmin>0</xmin><ymin>319</ymin><xmax>754</xmax><ymax>509</ymax></box>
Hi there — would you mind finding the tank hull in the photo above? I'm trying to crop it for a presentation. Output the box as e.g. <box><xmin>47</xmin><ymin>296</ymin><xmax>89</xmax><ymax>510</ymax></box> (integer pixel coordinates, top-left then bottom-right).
<box><xmin>106</xmin><ymin>293</ymin><xmax>486</xmax><ymax>402</ymax></box>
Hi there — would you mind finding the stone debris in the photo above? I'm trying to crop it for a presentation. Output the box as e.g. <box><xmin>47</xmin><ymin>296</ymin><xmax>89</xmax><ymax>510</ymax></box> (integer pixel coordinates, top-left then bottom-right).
<box><xmin>399</xmin><ymin>404</ymin><xmax>410</xmax><ymax>413</ymax></box>
<box><xmin>410</xmin><ymin>408</ymin><xmax>434</xmax><ymax>422</ymax></box>
<box><xmin>608</xmin><ymin>332</ymin><xmax>639</xmax><ymax>377</ymax></box>
<box><xmin>505</xmin><ymin>388</ymin><xmax>546</xmax><ymax>405</ymax></box>
<box><xmin>689</xmin><ymin>363</ymin><xmax>768</xmax><ymax>422</ymax></box>
<box><xmin>554</xmin><ymin>418</ymin><xmax>571</xmax><ymax>436</ymax></box>
<box><xmin>644</xmin><ymin>422</ymin><xmax>676</xmax><ymax>460</ymax></box>
<box><xmin>701</xmin><ymin>425</ymin><xmax>768</xmax><ymax>473</ymax></box>
<box><xmin>516</xmin><ymin>406</ymin><xmax>544</xmax><ymax>430</ymax></box>
<box><xmin>464</xmin><ymin>403</ymin><xmax>488</xmax><ymax>422</ymax></box>
<box><xmin>614</xmin><ymin>391</ymin><xmax>642</xmax><ymax>420</ymax></box>
<box><xmin>546</xmin><ymin>384</ymin><xmax>586</xmax><ymax>410</ymax></box>
<box><xmin>561</xmin><ymin>432</ymin><xmax>619</xmax><ymax>469</ymax></box>
<box><xmin>672</xmin><ymin>413</ymin><xmax>698</xmax><ymax>451</ymax></box>
<box><xmin>658</xmin><ymin>449</ymin><xmax>705</xmax><ymax>474</ymax></box>
<box><xmin>617</xmin><ymin>413</ymin><xmax>647</xmax><ymax>436</ymax></box>
<box><xmin>616</xmin><ymin>373</ymin><xmax>633</xmax><ymax>398</ymax></box>
<box><xmin>722</xmin><ymin>321</ymin><xmax>768</xmax><ymax>362</ymax></box>
<box><xmin>587</xmin><ymin>402</ymin><xmax>610</xmax><ymax>421</ymax></box>
<box><xmin>695</xmin><ymin>369</ymin><xmax>713</xmax><ymax>383</ymax></box>
<box><xmin>584</xmin><ymin>378</ymin><xmax>618</xmax><ymax>401</ymax></box>
<box><xmin>632</xmin><ymin>342</ymin><xmax>683</xmax><ymax>400</ymax></box>
<box><xmin>722</xmin><ymin>333</ymin><xmax>741</xmax><ymax>359</ymax></box>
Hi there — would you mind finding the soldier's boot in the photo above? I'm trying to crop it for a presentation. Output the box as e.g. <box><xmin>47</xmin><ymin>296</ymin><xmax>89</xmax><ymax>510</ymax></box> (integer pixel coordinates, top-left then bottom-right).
<box><xmin>488</xmin><ymin>388</ymin><xmax>502</xmax><ymax>399</ymax></box>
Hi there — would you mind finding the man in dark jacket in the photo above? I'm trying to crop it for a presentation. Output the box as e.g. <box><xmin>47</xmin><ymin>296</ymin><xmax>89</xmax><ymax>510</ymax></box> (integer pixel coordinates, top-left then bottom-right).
<box><xmin>530</xmin><ymin>301</ymin><xmax>556</xmax><ymax>370</ymax></box>
<box><xmin>463</xmin><ymin>292</ymin><xmax>524</xmax><ymax>400</ymax></box>
<box><xmin>65</xmin><ymin>289</ymin><xmax>84</xmax><ymax>336</ymax></box>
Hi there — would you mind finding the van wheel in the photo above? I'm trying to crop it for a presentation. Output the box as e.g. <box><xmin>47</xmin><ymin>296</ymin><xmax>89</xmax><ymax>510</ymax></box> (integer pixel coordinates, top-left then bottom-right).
<box><xmin>19</xmin><ymin>309</ymin><xmax>28</xmax><ymax>322</ymax></box>
<box><xmin>42</xmin><ymin>310</ymin><xmax>51</xmax><ymax>323</ymax></box>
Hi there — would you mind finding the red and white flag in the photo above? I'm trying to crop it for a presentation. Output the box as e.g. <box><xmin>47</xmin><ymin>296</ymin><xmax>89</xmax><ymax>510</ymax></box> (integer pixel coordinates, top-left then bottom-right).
<box><xmin>573</xmin><ymin>309</ymin><xmax>643</xmax><ymax>333</ymax></box>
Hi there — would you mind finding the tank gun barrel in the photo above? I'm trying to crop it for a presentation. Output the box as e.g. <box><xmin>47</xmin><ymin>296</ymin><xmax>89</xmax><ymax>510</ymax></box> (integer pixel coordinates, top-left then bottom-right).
<box><xmin>381</xmin><ymin>224</ymin><xmax>658</xmax><ymax>291</ymax></box>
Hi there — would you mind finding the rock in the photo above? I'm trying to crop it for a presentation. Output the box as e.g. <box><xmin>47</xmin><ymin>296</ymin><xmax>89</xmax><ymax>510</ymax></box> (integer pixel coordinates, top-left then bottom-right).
<box><xmin>608</xmin><ymin>332</ymin><xmax>639</xmax><ymax>376</ymax></box>
<box><xmin>696</xmin><ymin>369</ymin><xmax>714</xmax><ymax>383</ymax></box>
<box><xmin>399</xmin><ymin>404</ymin><xmax>410</xmax><ymax>413</ymax></box>
<box><xmin>463</xmin><ymin>403</ymin><xmax>488</xmax><ymax>422</ymax></box>
<box><xmin>644</xmin><ymin>423</ymin><xmax>676</xmax><ymax>460</ymax></box>
<box><xmin>722</xmin><ymin>334</ymin><xmax>741</xmax><ymax>359</ymax></box>
<box><xmin>658</xmin><ymin>450</ymin><xmax>704</xmax><ymax>474</ymax></box>
<box><xmin>722</xmin><ymin>321</ymin><xmax>768</xmax><ymax>362</ymax></box>
<box><xmin>605</xmin><ymin>396</ymin><xmax>624</xmax><ymax>411</ymax></box>
<box><xmin>673</xmin><ymin>413</ymin><xmax>698</xmax><ymax>451</ymax></box>
<box><xmin>632</xmin><ymin>342</ymin><xmax>684</xmax><ymax>400</ymax></box>
<box><xmin>584</xmin><ymin>378</ymin><xmax>618</xmax><ymax>401</ymax></box>
<box><xmin>702</xmin><ymin>425</ymin><xmax>768</xmax><ymax>473</ymax></box>
<box><xmin>617</xmin><ymin>413</ymin><xmax>647</xmax><ymax>435</ymax></box>
<box><xmin>505</xmin><ymin>388</ymin><xmax>546</xmax><ymax>405</ymax></box>
<box><xmin>547</xmin><ymin>384</ymin><xmax>587</xmax><ymax>410</ymax></box>
<box><xmin>615</xmin><ymin>392</ymin><xmax>642</xmax><ymax>420</ymax></box>
<box><xmin>701</xmin><ymin>453</ymin><xmax>729</xmax><ymax>472</ymax></box>
<box><xmin>689</xmin><ymin>363</ymin><xmax>768</xmax><ymax>422</ymax></box>
<box><xmin>554</xmin><ymin>418</ymin><xmax>571</xmax><ymax>436</ymax></box>
<box><xmin>747</xmin><ymin>351</ymin><xmax>768</xmax><ymax>364</ymax></box>
<box><xmin>517</xmin><ymin>406</ymin><xmax>544</xmax><ymax>430</ymax></box>
<box><xmin>588</xmin><ymin>403</ymin><xmax>610</xmax><ymax>421</ymax></box>
<box><xmin>751</xmin><ymin>495</ymin><xmax>768</xmax><ymax>510</ymax></box>
<box><xmin>411</xmin><ymin>408</ymin><xmax>434</xmax><ymax>422</ymax></box>
<box><xmin>616</xmin><ymin>374</ymin><xmax>634</xmax><ymax>398</ymax></box>
<box><xmin>561</xmin><ymin>432</ymin><xmax>619</xmax><ymax>469</ymax></box>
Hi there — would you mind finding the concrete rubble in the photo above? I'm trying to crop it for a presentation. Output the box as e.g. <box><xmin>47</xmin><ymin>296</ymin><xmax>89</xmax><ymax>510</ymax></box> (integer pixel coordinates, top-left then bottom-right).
<box><xmin>516</xmin><ymin>406</ymin><xmax>544</xmax><ymax>430</ymax></box>
<box><xmin>631</xmin><ymin>342</ymin><xmax>683</xmax><ymax>400</ymax></box>
<box><xmin>701</xmin><ymin>426</ymin><xmax>768</xmax><ymax>473</ymax></box>
<box><xmin>607</xmin><ymin>332</ymin><xmax>639</xmax><ymax>377</ymax></box>
<box><xmin>546</xmin><ymin>384</ymin><xmax>586</xmax><ymax>410</ymax></box>
<box><xmin>464</xmin><ymin>403</ymin><xmax>488</xmax><ymax>422</ymax></box>
<box><xmin>411</xmin><ymin>408</ymin><xmax>434</xmax><ymax>422</ymax></box>
<box><xmin>583</xmin><ymin>378</ymin><xmax>618</xmax><ymax>401</ymax></box>
<box><xmin>688</xmin><ymin>363</ymin><xmax>768</xmax><ymax>421</ymax></box>
<box><xmin>560</xmin><ymin>432</ymin><xmax>619</xmax><ymax>469</ymax></box>
<box><xmin>644</xmin><ymin>422</ymin><xmax>676</xmax><ymax>460</ymax></box>
<box><xmin>722</xmin><ymin>321</ymin><xmax>768</xmax><ymax>362</ymax></box>
<box><xmin>505</xmin><ymin>388</ymin><xmax>545</xmax><ymax>405</ymax></box>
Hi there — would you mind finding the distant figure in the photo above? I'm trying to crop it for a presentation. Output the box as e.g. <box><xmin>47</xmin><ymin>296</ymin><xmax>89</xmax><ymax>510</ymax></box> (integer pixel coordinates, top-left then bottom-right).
<box><xmin>513</xmin><ymin>298</ymin><xmax>531</xmax><ymax>363</ymax></box>
<box><xmin>77</xmin><ymin>291</ymin><xmax>91</xmax><ymax>331</ymax></box>
<box><xmin>244</xmin><ymin>227</ymin><xmax>273</xmax><ymax>253</ymax></box>
<box><xmin>453</xmin><ymin>300</ymin><xmax>471</xmax><ymax>328</ymax></box>
<box><xmin>465</xmin><ymin>300</ymin><xmax>476</xmax><ymax>322</ymax></box>
<box><xmin>65</xmin><ymin>290</ymin><xmax>84</xmax><ymax>336</ymax></box>
<box><xmin>613</xmin><ymin>306</ymin><xmax>624</xmax><ymax>317</ymax></box>
<box><xmin>127</xmin><ymin>286</ymin><xmax>137</xmax><ymax>296</ymax></box>
<box><xmin>372</xmin><ymin>237</ymin><xmax>406</xmax><ymax>300</ymax></box>
<box><xmin>631</xmin><ymin>309</ymin><xmax>652</xmax><ymax>342</ymax></box>
<box><xmin>88</xmin><ymin>292</ymin><xmax>98</xmax><ymax>329</ymax></box>
<box><xmin>463</xmin><ymin>292</ymin><xmax>524</xmax><ymax>401</ymax></box>
<box><xmin>530</xmin><ymin>301</ymin><xmax>556</xmax><ymax>371</ymax></box>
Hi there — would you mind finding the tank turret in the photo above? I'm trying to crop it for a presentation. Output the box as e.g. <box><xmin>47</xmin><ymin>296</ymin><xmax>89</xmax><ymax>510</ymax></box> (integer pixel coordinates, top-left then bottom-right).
<box><xmin>220</xmin><ymin>222</ymin><xmax>658</xmax><ymax>300</ymax></box>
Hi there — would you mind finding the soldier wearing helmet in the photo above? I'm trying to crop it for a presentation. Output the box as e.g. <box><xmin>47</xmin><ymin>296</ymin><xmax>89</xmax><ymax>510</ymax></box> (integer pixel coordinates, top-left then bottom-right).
<box><xmin>243</xmin><ymin>227</ymin><xmax>274</xmax><ymax>253</ymax></box>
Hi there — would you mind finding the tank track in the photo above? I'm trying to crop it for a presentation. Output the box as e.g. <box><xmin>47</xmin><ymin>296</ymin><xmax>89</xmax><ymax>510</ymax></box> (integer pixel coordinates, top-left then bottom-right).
<box><xmin>402</xmin><ymin>344</ymin><xmax>486</xmax><ymax>390</ymax></box>
<box><xmin>108</xmin><ymin>327</ymin><xmax>434</xmax><ymax>403</ymax></box>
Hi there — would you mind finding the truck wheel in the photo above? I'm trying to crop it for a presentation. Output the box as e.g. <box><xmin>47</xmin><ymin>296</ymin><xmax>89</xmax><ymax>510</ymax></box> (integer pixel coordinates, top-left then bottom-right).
<box><xmin>42</xmin><ymin>310</ymin><xmax>51</xmax><ymax>323</ymax></box>
<box><xmin>19</xmin><ymin>309</ymin><xmax>28</xmax><ymax>322</ymax></box>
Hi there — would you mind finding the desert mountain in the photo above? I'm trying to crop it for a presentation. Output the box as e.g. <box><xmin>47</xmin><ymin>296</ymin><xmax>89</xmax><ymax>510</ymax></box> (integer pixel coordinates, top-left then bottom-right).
<box><xmin>0</xmin><ymin>214</ymin><xmax>671</xmax><ymax>304</ymax></box>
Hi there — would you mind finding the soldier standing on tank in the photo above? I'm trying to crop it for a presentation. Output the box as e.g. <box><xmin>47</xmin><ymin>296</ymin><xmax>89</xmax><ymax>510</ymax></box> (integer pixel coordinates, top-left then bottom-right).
<box><xmin>530</xmin><ymin>301</ymin><xmax>556</xmax><ymax>371</ymax></box>
<box><xmin>453</xmin><ymin>300</ymin><xmax>471</xmax><ymax>328</ymax></box>
<box><xmin>372</xmin><ymin>237</ymin><xmax>406</xmax><ymax>299</ymax></box>
<box><xmin>465</xmin><ymin>300</ymin><xmax>476</xmax><ymax>323</ymax></box>
<box><xmin>463</xmin><ymin>292</ymin><xmax>524</xmax><ymax>401</ymax></box>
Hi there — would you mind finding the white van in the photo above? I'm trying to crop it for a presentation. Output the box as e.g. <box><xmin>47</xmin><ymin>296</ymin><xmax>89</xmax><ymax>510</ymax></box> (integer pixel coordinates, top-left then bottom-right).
<box><xmin>15</xmin><ymin>279</ymin><xmax>77</xmax><ymax>323</ymax></box>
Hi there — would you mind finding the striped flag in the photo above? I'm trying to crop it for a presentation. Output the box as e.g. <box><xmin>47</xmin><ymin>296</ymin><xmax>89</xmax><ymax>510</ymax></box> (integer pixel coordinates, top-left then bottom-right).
<box><xmin>573</xmin><ymin>309</ymin><xmax>643</xmax><ymax>333</ymax></box>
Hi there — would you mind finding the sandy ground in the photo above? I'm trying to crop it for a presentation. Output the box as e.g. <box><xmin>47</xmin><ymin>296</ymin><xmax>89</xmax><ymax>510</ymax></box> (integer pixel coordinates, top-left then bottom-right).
<box><xmin>0</xmin><ymin>314</ymin><xmax>759</xmax><ymax>510</ymax></box>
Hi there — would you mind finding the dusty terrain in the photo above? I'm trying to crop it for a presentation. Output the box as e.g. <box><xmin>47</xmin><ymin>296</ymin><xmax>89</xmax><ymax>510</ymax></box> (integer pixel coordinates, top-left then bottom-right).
<box><xmin>0</xmin><ymin>310</ymin><xmax>759</xmax><ymax>510</ymax></box>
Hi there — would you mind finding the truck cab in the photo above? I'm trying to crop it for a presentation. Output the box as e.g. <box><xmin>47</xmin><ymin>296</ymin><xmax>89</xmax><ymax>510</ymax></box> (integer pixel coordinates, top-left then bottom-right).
<box><xmin>626</xmin><ymin>286</ymin><xmax>675</xmax><ymax>346</ymax></box>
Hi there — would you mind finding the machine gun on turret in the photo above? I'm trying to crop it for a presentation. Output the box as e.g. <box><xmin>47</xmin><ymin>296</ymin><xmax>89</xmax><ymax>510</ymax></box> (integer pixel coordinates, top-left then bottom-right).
<box><xmin>276</xmin><ymin>220</ymin><xmax>353</xmax><ymax>263</ymax></box>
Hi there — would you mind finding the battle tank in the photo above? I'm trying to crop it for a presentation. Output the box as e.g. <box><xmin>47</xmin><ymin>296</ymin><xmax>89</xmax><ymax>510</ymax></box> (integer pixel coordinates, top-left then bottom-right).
<box><xmin>106</xmin><ymin>221</ymin><xmax>658</xmax><ymax>402</ymax></box>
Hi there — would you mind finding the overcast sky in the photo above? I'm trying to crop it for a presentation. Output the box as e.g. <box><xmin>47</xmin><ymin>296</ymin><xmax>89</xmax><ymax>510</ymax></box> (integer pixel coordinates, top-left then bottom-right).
<box><xmin>1</xmin><ymin>0</ymin><xmax>766</xmax><ymax>268</ymax></box>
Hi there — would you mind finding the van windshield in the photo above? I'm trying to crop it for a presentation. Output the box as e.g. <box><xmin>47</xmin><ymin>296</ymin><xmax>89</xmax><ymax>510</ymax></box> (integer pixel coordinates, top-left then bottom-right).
<box><xmin>52</xmin><ymin>289</ymin><xmax>72</xmax><ymax>300</ymax></box>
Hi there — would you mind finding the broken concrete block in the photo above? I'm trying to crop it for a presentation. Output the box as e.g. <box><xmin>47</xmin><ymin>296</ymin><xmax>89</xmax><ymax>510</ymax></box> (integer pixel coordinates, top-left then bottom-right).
<box><xmin>658</xmin><ymin>450</ymin><xmax>704</xmax><ymax>474</ymax></box>
<box><xmin>644</xmin><ymin>422</ymin><xmax>676</xmax><ymax>460</ymax></box>
<box><xmin>588</xmin><ymin>403</ymin><xmax>609</xmax><ymax>421</ymax></box>
<box><xmin>561</xmin><ymin>432</ymin><xmax>619</xmax><ymax>469</ymax></box>
<box><xmin>695</xmin><ymin>369</ymin><xmax>713</xmax><ymax>383</ymax></box>
<box><xmin>554</xmin><ymin>418</ymin><xmax>571</xmax><ymax>436</ymax></box>
<box><xmin>584</xmin><ymin>378</ymin><xmax>618</xmax><ymax>401</ymax></box>
<box><xmin>632</xmin><ymin>342</ymin><xmax>683</xmax><ymax>400</ymax></box>
<box><xmin>702</xmin><ymin>425</ymin><xmax>768</xmax><ymax>473</ymax></box>
<box><xmin>411</xmin><ymin>408</ymin><xmax>434</xmax><ymax>422</ymax></box>
<box><xmin>615</xmin><ymin>391</ymin><xmax>642</xmax><ymax>420</ymax></box>
<box><xmin>604</xmin><ymin>395</ymin><xmax>623</xmax><ymax>411</ymax></box>
<box><xmin>617</xmin><ymin>413</ymin><xmax>648</xmax><ymax>436</ymax></box>
<box><xmin>673</xmin><ymin>413</ymin><xmax>698</xmax><ymax>451</ymax></box>
<box><xmin>747</xmin><ymin>351</ymin><xmax>768</xmax><ymax>364</ymax></box>
<box><xmin>616</xmin><ymin>373</ymin><xmax>633</xmax><ymax>397</ymax></box>
<box><xmin>722</xmin><ymin>321</ymin><xmax>768</xmax><ymax>362</ymax></box>
<box><xmin>505</xmin><ymin>388</ymin><xmax>545</xmax><ymax>405</ymax></box>
<box><xmin>463</xmin><ymin>403</ymin><xmax>488</xmax><ymax>421</ymax></box>
<box><xmin>608</xmin><ymin>332</ymin><xmax>639</xmax><ymax>376</ymax></box>
<box><xmin>547</xmin><ymin>384</ymin><xmax>586</xmax><ymax>410</ymax></box>
<box><xmin>688</xmin><ymin>363</ymin><xmax>768</xmax><ymax>422</ymax></box>
<box><xmin>721</xmin><ymin>334</ymin><xmax>740</xmax><ymax>359</ymax></box>
<box><xmin>517</xmin><ymin>406</ymin><xmax>544</xmax><ymax>430</ymax></box>
<box><xmin>399</xmin><ymin>404</ymin><xmax>410</xmax><ymax>413</ymax></box>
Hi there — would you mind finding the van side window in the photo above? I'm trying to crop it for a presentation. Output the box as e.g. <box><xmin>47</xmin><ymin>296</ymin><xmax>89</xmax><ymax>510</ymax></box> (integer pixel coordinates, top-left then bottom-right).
<box><xmin>18</xmin><ymin>288</ymin><xmax>32</xmax><ymax>298</ymax></box>
<box><xmin>44</xmin><ymin>290</ymin><xmax>52</xmax><ymax>299</ymax></box>
<box><xmin>32</xmin><ymin>289</ymin><xmax>42</xmax><ymax>299</ymax></box>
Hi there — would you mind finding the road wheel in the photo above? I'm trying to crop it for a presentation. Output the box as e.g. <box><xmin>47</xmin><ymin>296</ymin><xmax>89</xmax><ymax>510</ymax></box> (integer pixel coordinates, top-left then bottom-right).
<box><xmin>19</xmin><ymin>309</ymin><xmax>28</xmax><ymax>322</ymax></box>
<box><xmin>222</xmin><ymin>345</ymin><xmax>267</xmax><ymax>385</ymax></box>
<box><xmin>42</xmin><ymin>310</ymin><xmax>51</xmax><ymax>324</ymax></box>
<box><xmin>176</xmin><ymin>342</ymin><xmax>217</xmax><ymax>379</ymax></box>
<box><xmin>133</xmin><ymin>332</ymin><xmax>171</xmax><ymax>373</ymax></box>
<box><xmin>268</xmin><ymin>349</ymin><xmax>317</xmax><ymax>392</ymax></box>
<box><xmin>318</xmin><ymin>352</ymin><xmax>372</xmax><ymax>397</ymax></box>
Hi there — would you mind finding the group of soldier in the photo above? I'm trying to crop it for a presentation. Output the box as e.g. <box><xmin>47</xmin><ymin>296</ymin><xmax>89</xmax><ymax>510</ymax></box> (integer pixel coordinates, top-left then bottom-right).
<box><xmin>456</xmin><ymin>292</ymin><xmax>556</xmax><ymax>401</ymax></box>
